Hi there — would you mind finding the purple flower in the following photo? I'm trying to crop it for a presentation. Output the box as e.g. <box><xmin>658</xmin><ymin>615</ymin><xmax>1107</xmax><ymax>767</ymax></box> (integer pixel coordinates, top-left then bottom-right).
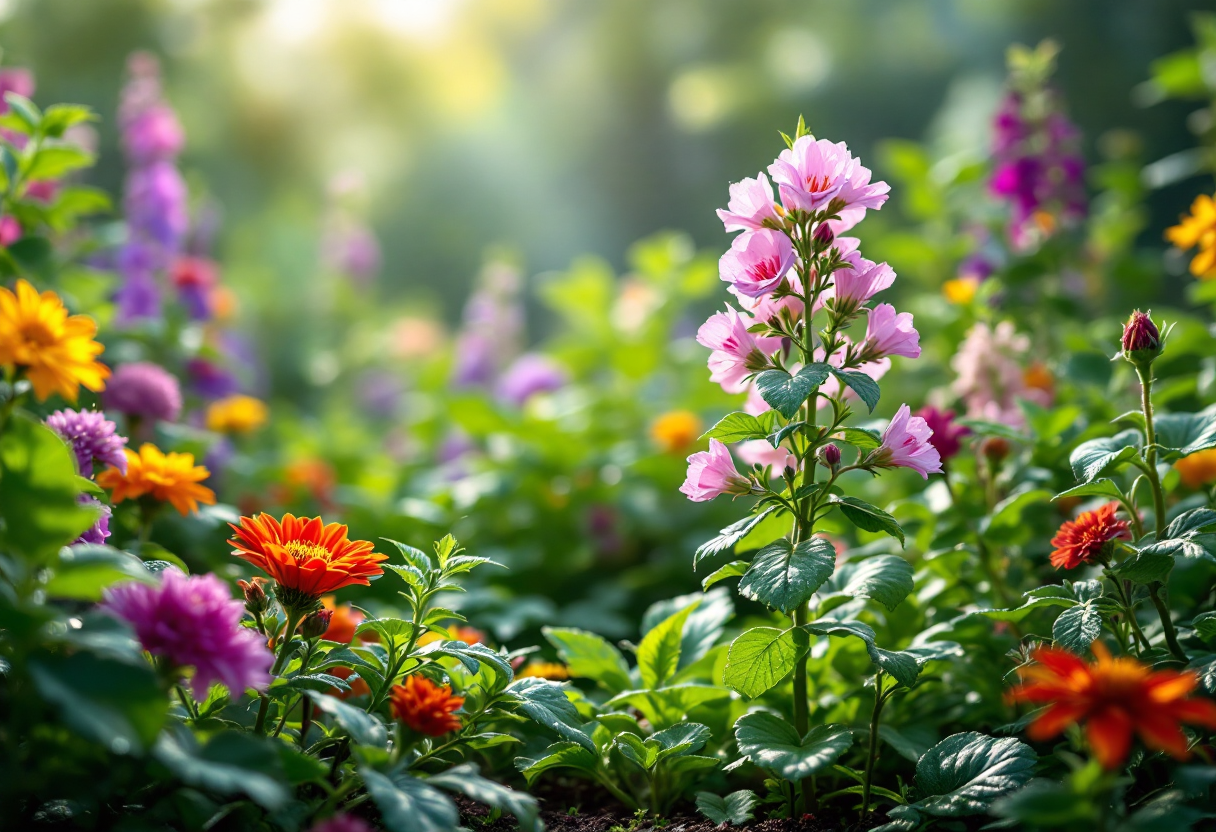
<box><xmin>681</xmin><ymin>439</ymin><xmax>752</xmax><ymax>502</ymax></box>
<box><xmin>915</xmin><ymin>406</ymin><xmax>971</xmax><ymax>462</ymax></box>
<box><xmin>45</xmin><ymin>408</ymin><xmax>129</xmax><ymax>475</ymax></box>
<box><xmin>114</xmin><ymin>267</ymin><xmax>162</xmax><ymax>325</ymax></box>
<box><xmin>104</xmin><ymin>569</ymin><xmax>274</xmax><ymax>699</ymax></box>
<box><xmin>496</xmin><ymin>354</ymin><xmax>566</xmax><ymax>406</ymax></box>
<box><xmin>103</xmin><ymin>362</ymin><xmax>183</xmax><ymax>423</ymax></box>
<box><xmin>870</xmin><ymin>404</ymin><xmax>942</xmax><ymax>479</ymax></box>
<box><xmin>452</xmin><ymin>333</ymin><xmax>498</xmax><ymax>387</ymax></box>
<box><xmin>125</xmin><ymin>161</ymin><xmax>188</xmax><ymax>250</ymax></box>
<box><xmin>122</xmin><ymin>103</ymin><xmax>184</xmax><ymax>164</ymax></box>
<box><xmin>0</xmin><ymin>67</ymin><xmax>35</xmax><ymax>112</ymax></box>
<box><xmin>73</xmin><ymin>496</ymin><xmax>112</xmax><ymax>546</ymax></box>
<box><xmin>186</xmin><ymin>358</ymin><xmax>240</xmax><ymax>400</ymax></box>
<box><xmin>323</xmin><ymin>223</ymin><xmax>381</xmax><ymax>284</ymax></box>
<box><xmin>719</xmin><ymin>228</ymin><xmax>795</xmax><ymax>299</ymax></box>
<box><xmin>307</xmin><ymin>815</ymin><xmax>374</xmax><ymax>832</ymax></box>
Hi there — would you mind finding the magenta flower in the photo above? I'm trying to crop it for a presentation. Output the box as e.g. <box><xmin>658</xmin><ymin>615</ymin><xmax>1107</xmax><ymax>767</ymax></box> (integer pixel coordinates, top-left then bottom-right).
<box><xmin>736</xmin><ymin>439</ymin><xmax>795</xmax><ymax>472</ymax></box>
<box><xmin>307</xmin><ymin>815</ymin><xmax>374</xmax><ymax>832</ymax></box>
<box><xmin>122</xmin><ymin>103</ymin><xmax>185</xmax><ymax>164</ymax></box>
<box><xmin>915</xmin><ymin>406</ymin><xmax>971</xmax><ymax>462</ymax></box>
<box><xmin>861</xmin><ymin>303</ymin><xmax>920</xmax><ymax>361</ymax></box>
<box><xmin>497</xmin><ymin>354</ymin><xmax>566</xmax><ymax>406</ymax></box>
<box><xmin>104</xmin><ymin>362</ymin><xmax>183</xmax><ymax>423</ymax></box>
<box><xmin>831</xmin><ymin>257</ymin><xmax>896</xmax><ymax>314</ymax></box>
<box><xmin>717</xmin><ymin>174</ymin><xmax>782</xmax><ymax>232</ymax></box>
<box><xmin>104</xmin><ymin>569</ymin><xmax>273</xmax><ymax>699</ymax></box>
<box><xmin>871</xmin><ymin>404</ymin><xmax>942</xmax><ymax>479</ymax></box>
<box><xmin>45</xmin><ymin>409</ymin><xmax>129</xmax><ymax>475</ymax></box>
<box><xmin>719</xmin><ymin>228</ymin><xmax>795</xmax><ymax>299</ymax></box>
<box><xmin>73</xmin><ymin>496</ymin><xmax>112</xmax><ymax>546</ymax></box>
<box><xmin>680</xmin><ymin>439</ymin><xmax>752</xmax><ymax>502</ymax></box>
<box><xmin>696</xmin><ymin>307</ymin><xmax>781</xmax><ymax>394</ymax></box>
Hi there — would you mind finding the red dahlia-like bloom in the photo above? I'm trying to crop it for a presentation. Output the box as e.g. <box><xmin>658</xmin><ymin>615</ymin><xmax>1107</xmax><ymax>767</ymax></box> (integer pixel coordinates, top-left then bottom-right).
<box><xmin>228</xmin><ymin>513</ymin><xmax>386</xmax><ymax>609</ymax></box>
<box><xmin>1049</xmin><ymin>503</ymin><xmax>1130</xmax><ymax>569</ymax></box>
<box><xmin>1008</xmin><ymin>642</ymin><xmax>1216</xmax><ymax>769</ymax></box>
<box><xmin>390</xmin><ymin>674</ymin><xmax>464</xmax><ymax>736</ymax></box>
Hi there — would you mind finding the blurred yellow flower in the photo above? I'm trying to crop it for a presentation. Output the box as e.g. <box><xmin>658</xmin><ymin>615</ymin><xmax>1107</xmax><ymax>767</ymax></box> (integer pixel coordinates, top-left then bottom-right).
<box><xmin>651</xmin><ymin>410</ymin><xmax>701</xmax><ymax>454</ymax></box>
<box><xmin>1175</xmin><ymin>449</ymin><xmax>1216</xmax><ymax>489</ymax></box>
<box><xmin>1166</xmin><ymin>194</ymin><xmax>1216</xmax><ymax>280</ymax></box>
<box><xmin>98</xmin><ymin>444</ymin><xmax>216</xmax><ymax>516</ymax></box>
<box><xmin>206</xmin><ymin>395</ymin><xmax>269</xmax><ymax>434</ymax></box>
<box><xmin>943</xmin><ymin>277</ymin><xmax>979</xmax><ymax>305</ymax></box>
<box><xmin>0</xmin><ymin>279</ymin><xmax>109</xmax><ymax>402</ymax></box>
<box><xmin>518</xmin><ymin>661</ymin><xmax>569</xmax><ymax>681</ymax></box>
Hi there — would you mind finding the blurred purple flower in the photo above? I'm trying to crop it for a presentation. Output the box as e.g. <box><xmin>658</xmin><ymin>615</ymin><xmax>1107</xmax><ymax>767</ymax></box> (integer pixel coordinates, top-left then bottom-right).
<box><xmin>73</xmin><ymin>497</ymin><xmax>112</xmax><ymax>546</ymax></box>
<box><xmin>497</xmin><ymin>354</ymin><xmax>566</xmax><ymax>406</ymax></box>
<box><xmin>356</xmin><ymin>369</ymin><xmax>402</xmax><ymax>418</ymax></box>
<box><xmin>104</xmin><ymin>569</ymin><xmax>273</xmax><ymax>699</ymax></box>
<box><xmin>914</xmin><ymin>406</ymin><xmax>971</xmax><ymax>463</ymax></box>
<box><xmin>125</xmin><ymin>161</ymin><xmax>188</xmax><ymax>250</ymax></box>
<box><xmin>103</xmin><ymin>362</ymin><xmax>183</xmax><ymax>423</ymax></box>
<box><xmin>452</xmin><ymin>332</ymin><xmax>498</xmax><ymax>388</ymax></box>
<box><xmin>122</xmin><ymin>103</ymin><xmax>184</xmax><ymax>164</ymax></box>
<box><xmin>323</xmin><ymin>223</ymin><xmax>381</xmax><ymax>285</ymax></box>
<box><xmin>0</xmin><ymin>67</ymin><xmax>34</xmax><ymax>110</ymax></box>
<box><xmin>186</xmin><ymin>358</ymin><xmax>240</xmax><ymax>400</ymax></box>
<box><xmin>307</xmin><ymin>815</ymin><xmax>374</xmax><ymax>832</ymax></box>
<box><xmin>114</xmin><ymin>270</ymin><xmax>162</xmax><ymax>324</ymax></box>
<box><xmin>45</xmin><ymin>408</ymin><xmax>129</xmax><ymax>475</ymax></box>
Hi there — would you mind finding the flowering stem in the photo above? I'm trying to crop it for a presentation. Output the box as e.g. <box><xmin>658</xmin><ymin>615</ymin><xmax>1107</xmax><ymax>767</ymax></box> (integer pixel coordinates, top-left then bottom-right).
<box><xmin>254</xmin><ymin>608</ymin><xmax>304</xmax><ymax>734</ymax></box>
<box><xmin>859</xmin><ymin>670</ymin><xmax>887</xmax><ymax>822</ymax></box>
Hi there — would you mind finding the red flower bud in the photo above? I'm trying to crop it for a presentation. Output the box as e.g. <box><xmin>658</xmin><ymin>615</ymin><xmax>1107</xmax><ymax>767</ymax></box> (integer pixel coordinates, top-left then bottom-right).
<box><xmin>1121</xmin><ymin>310</ymin><xmax>1161</xmax><ymax>365</ymax></box>
<box><xmin>813</xmin><ymin>222</ymin><xmax>835</xmax><ymax>249</ymax></box>
<box><xmin>301</xmin><ymin>608</ymin><xmax>334</xmax><ymax>640</ymax></box>
<box><xmin>820</xmin><ymin>443</ymin><xmax>841</xmax><ymax>467</ymax></box>
<box><xmin>237</xmin><ymin>577</ymin><xmax>270</xmax><ymax>615</ymax></box>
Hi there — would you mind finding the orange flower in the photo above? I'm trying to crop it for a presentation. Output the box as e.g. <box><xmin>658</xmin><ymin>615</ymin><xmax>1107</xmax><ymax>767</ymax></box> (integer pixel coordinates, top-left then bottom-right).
<box><xmin>97</xmin><ymin>443</ymin><xmax>216</xmax><ymax>516</ymax></box>
<box><xmin>1008</xmin><ymin>642</ymin><xmax>1216</xmax><ymax>769</ymax></box>
<box><xmin>228</xmin><ymin>513</ymin><xmax>386</xmax><ymax>611</ymax></box>
<box><xmin>651</xmin><ymin>410</ymin><xmax>701</xmax><ymax>454</ymax></box>
<box><xmin>1165</xmin><ymin>193</ymin><xmax>1216</xmax><ymax>279</ymax></box>
<box><xmin>329</xmin><ymin>666</ymin><xmax>370</xmax><ymax>699</ymax></box>
<box><xmin>1176</xmin><ymin>448</ymin><xmax>1216</xmax><ymax>489</ymax></box>
<box><xmin>0</xmin><ymin>279</ymin><xmax>109</xmax><ymax>402</ymax></box>
<box><xmin>518</xmin><ymin>661</ymin><xmax>570</xmax><ymax>681</ymax></box>
<box><xmin>206</xmin><ymin>394</ymin><xmax>268</xmax><ymax>434</ymax></box>
<box><xmin>390</xmin><ymin>674</ymin><xmax>464</xmax><ymax>736</ymax></box>
<box><xmin>1023</xmin><ymin>362</ymin><xmax>1054</xmax><ymax>396</ymax></box>
<box><xmin>417</xmin><ymin>624</ymin><xmax>485</xmax><ymax>647</ymax></box>
<box><xmin>320</xmin><ymin>595</ymin><xmax>365</xmax><ymax>644</ymax></box>
<box><xmin>1049</xmin><ymin>502</ymin><xmax>1130</xmax><ymax>569</ymax></box>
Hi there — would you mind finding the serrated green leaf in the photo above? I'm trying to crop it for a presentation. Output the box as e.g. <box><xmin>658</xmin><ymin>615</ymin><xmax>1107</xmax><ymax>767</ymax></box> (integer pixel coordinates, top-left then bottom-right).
<box><xmin>755</xmin><ymin>363</ymin><xmax>832</xmax><ymax>419</ymax></box>
<box><xmin>831</xmin><ymin>368</ymin><xmax>881</xmax><ymax>412</ymax></box>
<box><xmin>734</xmin><ymin>712</ymin><xmax>853</xmax><ymax>780</ymax></box>
<box><xmin>543</xmin><ymin>627</ymin><xmax>632</xmax><ymax>695</ymax></box>
<box><xmin>696</xmin><ymin>790</ymin><xmax>757</xmax><ymax>826</ymax></box>
<box><xmin>723</xmin><ymin>626</ymin><xmax>809</xmax><ymax>699</ymax></box>
<box><xmin>739</xmin><ymin>537</ymin><xmax>836</xmax><ymax>613</ymax></box>
<box><xmin>702</xmin><ymin>560</ymin><xmax>749</xmax><ymax>590</ymax></box>
<box><xmin>694</xmin><ymin>506</ymin><xmax>778</xmax><ymax>567</ymax></box>
<box><xmin>832</xmin><ymin>496</ymin><xmax>905</xmax><ymax>546</ymax></box>
<box><xmin>702</xmin><ymin>412</ymin><xmax>772</xmax><ymax>443</ymax></box>
<box><xmin>1069</xmin><ymin>430</ymin><xmax>1141</xmax><ymax>483</ymax></box>
<box><xmin>637</xmin><ymin>601</ymin><xmax>699</xmax><ymax>689</ymax></box>
<box><xmin>909</xmin><ymin>732</ymin><xmax>1036</xmax><ymax>816</ymax></box>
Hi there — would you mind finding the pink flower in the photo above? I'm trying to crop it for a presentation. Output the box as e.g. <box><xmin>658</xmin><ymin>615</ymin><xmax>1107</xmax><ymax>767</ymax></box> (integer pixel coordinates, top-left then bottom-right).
<box><xmin>0</xmin><ymin>215</ymin><xmax>20</xmax><ymax>247</ymax></box>
<box><xmin>744</xmin><ymin>383</ymin><xmax>769</xmax><ymax>416</ymax></box>
<box><xmin>915</xmin><ymin>406</ymin><xmax>971</xmax><ymax>461</ymax></box>
<box><xmin>719</xmin><ymin>228</ymin><xmax>795</xmax><ymax>299</ymax></box>
<box><xmin>680</xmin><ymin>439</ymin><xmax>752</xmax><ymax>502</ymax></box>
<box><xmin>871</xmin><ymin>404</ymin><xmax>942</xmax><ymax>479</ymax></box>
<box><xmin>731</xmin><ymin>272</ymin><xmax>804</xmax><ymax>324</ymax></box>
<box><xmin>831</xmin><ymin>257</ymin><xmax>896</xmax><ymax>313</ymax></box>
<box><xmin>697</xmin><ymin>307</ymin><xmax>781</xmax><ymax>393</ymax></box>
<box><xmin>827</xmin><ymin>151</ymin><xmax>890</xmax><ymax>228</ymax></box>
<box><xmin>717</xmin><ymin>174</ymin><xmax>783</xmax><ymax>232</ymax></box>
<box><xmin>736</xmin><ymin>439</ymin><xmax>795</xmax><ymax>471</ymax></box>
<box><xmin>950</xmin><ymin>321</ymin><xmax>1049</xmax><ymax>425</ymax></box>
<box><xmin>861</xmin><ymin>303</ymin><xmax>920</xmax><ymax>360</ymax></box>
<box><xmin>768</xmin><ymin>137</ymin><xmax>889</xmax><ymax>220</ymax></box>
<box><xmin>104</xmin><ymin>569</ymin><xmax>273</xmax><ymax>699</ymax></box>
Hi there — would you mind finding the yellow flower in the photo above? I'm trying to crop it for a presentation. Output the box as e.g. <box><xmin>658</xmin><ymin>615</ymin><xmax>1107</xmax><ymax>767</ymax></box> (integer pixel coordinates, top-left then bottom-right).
<box><xmin>518</xmin><ymin>661</ymin><xmax>569</xmax><ymax>681</ymax></box>
<box><xmin>0</xmin><ymin>279</ymin><xmax>109</xmax><ymax>402</ymax></box>
<box><xmin>943</xmin><ymin>277</ymin><xmax>979</xmax><ymax>305</ymax></box>
<box><xmin>651</xmin><ymin>410</ymin><xmax>701</xmax><ymax>454</ymax></box>
<box><xmin>1175</xmin><ymin>448</ymin><xmax>1216</xmax><ymax>489</ymax></box>
<box><xmin>206</xmin><ymin>395</ymin><xmax>268</xmax><ymax>434</ymax></box>
<box><xmin>1166</xmin><ymin>194</ymin><xmax>1216</xmax><ymax>280</ymax></box>
<box><xmin>97</xmin><ymin>443</ymin><xmax>216</xmax><ymax>516</ymax></box>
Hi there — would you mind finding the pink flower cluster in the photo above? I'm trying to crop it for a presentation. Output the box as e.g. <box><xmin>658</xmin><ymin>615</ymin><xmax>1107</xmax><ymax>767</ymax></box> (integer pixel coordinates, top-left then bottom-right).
<box><xmin>951</xmin><ymin>321</ymin><xmax>1051</xmax><ymax>426</ymax></box>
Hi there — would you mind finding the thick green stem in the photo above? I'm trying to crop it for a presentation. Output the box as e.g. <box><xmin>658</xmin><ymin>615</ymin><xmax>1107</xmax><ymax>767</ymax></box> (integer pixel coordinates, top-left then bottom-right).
<box><xmin>254</xmin><ymin>609</ymin><xmax>304</xmax><ymax>734</ymax></box>
<box><xmin>1149</xmin><ymin>583</ymin><xmax>1188</xmax><ymax>663</ymax></box>
<box><xmin>860</xmin><ymin>671</ymin><xmax>885</xmax><ymax>822</ymax></box>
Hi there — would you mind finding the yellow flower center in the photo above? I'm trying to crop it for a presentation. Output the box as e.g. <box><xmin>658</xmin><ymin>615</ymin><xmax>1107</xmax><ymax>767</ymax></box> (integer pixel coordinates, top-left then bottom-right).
<box><xmin>19</xmin><ymin>320</ymin><xmax>56</xmax><ymax>347</ymax></box>
<box><xmin>285</xmin><ymin>540</ymin><xmax>333</xmax><ymax>562</ymax></box>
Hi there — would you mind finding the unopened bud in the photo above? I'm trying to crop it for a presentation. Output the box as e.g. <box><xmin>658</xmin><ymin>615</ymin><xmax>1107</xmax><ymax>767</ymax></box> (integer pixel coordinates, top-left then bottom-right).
<box><xmin>980</xmin><ymin>436</ymin><xmax>1010</xmax><ymax>463</ymax></box>
<box><xmin>820</xmin><ymin>443</ymin><xmax>841</xmax><ymax>467</ymax></box>
<box><xmin>301</xmin><ymin>608</ymin><xmax>334</xmax><ymax>640</ymax></box>
<box><xmin>237</xmin><ymin>577</ymin><xmax>270</xmax><ymax>615</ymax></box>
<box><xmin>812</xmin><ymin>223</ymin><xmax>835</xmax><ymax>249</ymax></box>
<box><xmin>1121</xmin><ymin>310</ymin><xmax>1161</xmax><ymax>366</ymax></box>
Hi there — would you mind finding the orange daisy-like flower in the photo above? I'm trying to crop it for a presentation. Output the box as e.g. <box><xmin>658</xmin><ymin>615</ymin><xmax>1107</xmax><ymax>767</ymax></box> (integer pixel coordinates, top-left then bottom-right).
<box><xmin>320</xmin><ymin>595</ymin><xmax>366</xmax><ymax>644</ymax></box>
<box><xmin>1166</xmin><ymin>193</ymin><xmax>1216</xmax><ymax>280</ymax></box>
<box><xmin>228</xmin><ymin>513</ymin><xmax>386</xmax><ymax>612</ymax></box>
<box><xmin>650</xmin><ymin>410</ymin><xmax>701</xmax><ymax>455</ymax></box>
<box><xmin>1008</xmin><ymin>642</ymin><xmax>1216</xmax><ymax>769</ymax></box>
<box><xmin>98</xmin><ymin>443</ymin><xmax>216</xmax><ymax>516</ymax></box>
<box><xmin>1049</xmin><ymin>502</ymin><xmax>1130</xmax><ymax>569</ymax></box>
<box><xmin>0</xmin><ymin>279</ymin><xmax>109</xmax><ymax>402</ymax></box>
<box><xmin>1176</xmin><ymin>448</ymin><xmax>1216</xmax><ymax>490</ymax></box>
<box><xmin>389</xmin><ymin>674</ymin><xmax>464</xmax><ymax>737</ymax></box>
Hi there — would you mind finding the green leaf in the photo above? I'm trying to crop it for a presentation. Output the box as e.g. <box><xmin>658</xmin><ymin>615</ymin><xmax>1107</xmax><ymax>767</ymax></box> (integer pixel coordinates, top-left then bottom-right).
<box><xmin>1192</xmin><ymin>612</ymin><xmax>1216</xmax><ymax>645</ymax></box>
<box><xmin>27</xmin><ymin>144</ymin><xmax>94</xmax><ymax>181</ymax></box>
<box><xmin>652</xmin><ymin>722</ymin><xmax>711</xmax><ymax>757</ymax></box>
<box><xmin>739</xmin><ymin>537</ymin><xmax>836</xmax><ymax>613</ymax></box>
<box><xmin>637</xmin><ymin>601</ymin><xmax>699</xmax><ymax>689</ymax></box>
<box><xmin>703</xmin><ymin>411</ymin><xmax>772</xmax><ymax>443</ymax></box>
<box><xmin>641</xmin><ymin>589</ymin><xmax>733</xmax><ymax>671</ymax></box>
<box><xmin>1113</xmin><ymin>550</ymin><xmax>1175</xmax><ymax>583</ymax></box>
<box><xmin>362</xmin><ymin>768</ymin><xmax>457</xmax><ymax>832</ymax></box>
<box><xmin>821</xmin><ymin>555</ymin><xmax>914</xmax><ymax>612</ymax></box>
<box><xmin>981</xmin><ymin>489</ymin><xmax>1052</xmax><ymax>537</ymax></box>
<box><xmin>803</xmin><ymin>620</ymin><xmax>920</xmax><ymax>687</ymax></box>
<box><xmin>694</xmin><ymin>506</ymin><xmax>778</xmax><ymax>567</ymax></box>
<box><xmin>153</xmin><ymin>729</ymin><xmax>289</xmax><ymax>811</ymax></box>
<box><xmin>44</xmin><ymin>544</ymin><xmax>157</xmax><ymax>601</ymax></box>
<box><xmin>4</xmin><ymin>93</ymin><xmax>40</xmax><ymax>130</ymax></box>
<box><xmin>836</xmin><ymin>427</ymin><xmax>882</xmax><ymax>451</ymax></box>
<box><xmin>1069</xmin><ymin>430</ymin><xmax>1142</xmax><ymax>483</ymax></box>
<box><xmin>831</xmin><ymin>496</ymin><xmax>905</xmax><ymax>547</ymax></box>
<box><xmin>755</xmin><ymin>363</ymin><xmax>832</xmax><ymax>419</ymax></box>
<box><xmin>1164</xmin><ymin>507</ymin><xmax>1216</xmax><ymax>539</ymax></box>
<box><xmin>723</xmin><ymin>626</ymin><xmax>810</xmax><ymax>699</ymax></box>
<box><xmin>1052</xmin><ymin>603</ymin><xmax>1105</xmax><ymax>652</ymax></box>
<box><xmin>831</xmin><ymin>368</ymin><xmax>881</xmax><ymax>412</ymax></box>
<box><xmin>909</xmin><ymin>732</ymin><xmax>1036</xmax><ymax>816</ymax></box>
<box><xmin>977</xmin><ymin>585</ymin><xmax>1078</xmax><ymax>622</ymax></box>
<box><xmin>1155</xmin><ymin>407</ymin><xmax>1216</xmax><ymax>459</ymax></box>
<box><xmin>29</xmin><ymin>652</ymin><xmax>167</xmax><ymax>754</ymax></box>
<box><xmin>427</xmin><ymin>763</ymin><xmax>541</xmax><ymax>832</ymax></box>
<box><xmin>515</xmin><ymin>741</ymin><xmax>600</xmax><ymax>785</ymax></box>
<box><xmin>310</xmin><ymin>693</ymin><xmax>388</xmax><ymax>747</ymax></box>
<box><xmin>702</xmin><ymin>560</ymin><xmax>749</xmax><ymax>590</ymax></box>
<box><xmin>1053</xmin><ymin>479</ymin><xmax>1124</xmax><ymax>501</ymax></box>
<box><xmin>41</xmin><ymin>104</ymin><xmax>95</xmax><ymax>138</ymax></box>
<box><xmin>614</xmin><ymin>732</ymin><xmax>660</xmax><ymax>771</ymax></box>
<box><xmin>383</xmin><ymin>537</ymin><xmax>435</xmax><ymax>571</ymax></box>
<box><xmin>602</xmin><ymin>684</ymin><xmax>729</xmax><ymax>729</ymax></box>
<box><xmin>696</xmin><ymin>790</ymin><xmax>757</xmax><ymax>826</ymax></box>
<box><xmin>0</xmin><ymin>413</ymin><xmax>95</xmax><ymax>564</ymax></box>
<box><xmin>543</xmin><ymin>627</ymin><xmax>633</xmax><ymax>695</ymax></box>
<box><xmin>508</xmin><ymin>677</ymin><xmax>595</xmax><ymax>752</ymax></box>
<box><xmin>734</xmin><ymin>712</ymin><xmax>853</xmax><ymax>780</ymax></box>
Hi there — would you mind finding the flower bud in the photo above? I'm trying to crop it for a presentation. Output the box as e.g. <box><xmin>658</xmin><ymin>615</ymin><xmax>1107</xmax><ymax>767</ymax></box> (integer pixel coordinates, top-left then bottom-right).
<box><xmin>237</xmin><ymin>577</ymin><xmax>270</xmax><ymax>615</ymax></box>
<box><xmin>980</xmin><ymin>436</ymin><xmax>1010</xmax><ymax>463</ymax></box>
<box><xmin>820</xmin><ymin>443</ymin><xmax>841</xmax><ymax>468</ymax></box>
<box><xmin>812</xmin><ymin>222</ymin><xmax>835</xmax><ymax>249</ymax></box>
<box><xmin>301</xmin><ymin>608</ymin><xmax>334</xmax><ymax>640</ymax></box>
<box><xmin>1121</xmin><ymin>310</ymin><xmax>1161</xmax><ymax>366</ymax></box>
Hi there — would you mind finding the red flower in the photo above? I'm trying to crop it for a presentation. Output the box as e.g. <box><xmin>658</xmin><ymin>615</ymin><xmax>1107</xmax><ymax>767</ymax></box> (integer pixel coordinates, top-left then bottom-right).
<box><xmin>1008</xmin><ymin>642</ymin><xmax>1216</xmax><ymax>769</ymax></box>
<box><xmin>390</xmin><ymin>675</ymin><xmax>464</xmax><ymax>736</ymax></box>
<box><xmin>1049</xmin><ymin>503</ymin><xmax>1130</xmax><ymax>569</ymax></box>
